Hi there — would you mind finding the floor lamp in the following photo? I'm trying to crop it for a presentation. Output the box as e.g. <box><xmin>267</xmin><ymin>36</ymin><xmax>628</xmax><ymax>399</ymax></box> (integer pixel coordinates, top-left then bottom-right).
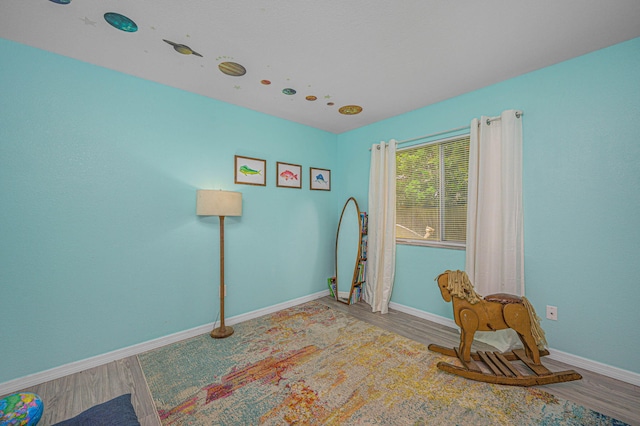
<box><xmin>196</xmin><ymin>189</ymin><xmax>242</xmax><ymax>338</ymax></box>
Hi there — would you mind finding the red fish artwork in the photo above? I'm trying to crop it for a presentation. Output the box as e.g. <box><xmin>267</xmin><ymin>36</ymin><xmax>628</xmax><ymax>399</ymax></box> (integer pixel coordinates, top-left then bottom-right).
<box><xmin>280</xmin><ymin>170</ymin><xmax>298</xmax><ymax>181</ymax></box>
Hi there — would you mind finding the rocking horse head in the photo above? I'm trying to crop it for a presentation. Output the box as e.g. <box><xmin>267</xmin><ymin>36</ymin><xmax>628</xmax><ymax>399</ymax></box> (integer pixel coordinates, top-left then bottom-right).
<box><xmin>436</xmin><ymin>270</ymin><xmax>482</xmax><ymax>304</ymax></box>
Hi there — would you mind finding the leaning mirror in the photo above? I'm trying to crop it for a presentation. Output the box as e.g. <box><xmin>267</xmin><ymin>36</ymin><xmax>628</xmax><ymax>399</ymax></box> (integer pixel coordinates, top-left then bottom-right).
<box><xmin>335</xmin><ymin>197</ymin><xmax>362</xmax><ymax>304</ymax></box>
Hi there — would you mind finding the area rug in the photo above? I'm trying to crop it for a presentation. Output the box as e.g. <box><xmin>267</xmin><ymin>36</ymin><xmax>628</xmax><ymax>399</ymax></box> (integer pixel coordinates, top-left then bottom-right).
<box><xmin>138</xmin><ymin>301</ymin><xmax>627</xmax><ymax>425</ymax></box>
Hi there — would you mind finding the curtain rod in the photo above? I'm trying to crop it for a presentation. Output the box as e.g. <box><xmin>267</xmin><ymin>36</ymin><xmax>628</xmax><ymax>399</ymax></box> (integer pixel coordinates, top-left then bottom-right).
<box><xmin>371</xmin><ymin>110</ymin><xmax>524</xmax><ymax>150</ymax></box>
<box><xmin>396</xmin><ymin>124</ymin><xmax>470</xmax><ymax>146</ymax></box>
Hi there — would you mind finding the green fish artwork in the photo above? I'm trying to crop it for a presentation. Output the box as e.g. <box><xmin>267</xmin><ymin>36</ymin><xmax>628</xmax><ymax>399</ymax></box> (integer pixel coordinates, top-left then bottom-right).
<box><xmin>239</xmin><ymin>165</ymin><xmax>262</xmax><ymax>176</ymax></box>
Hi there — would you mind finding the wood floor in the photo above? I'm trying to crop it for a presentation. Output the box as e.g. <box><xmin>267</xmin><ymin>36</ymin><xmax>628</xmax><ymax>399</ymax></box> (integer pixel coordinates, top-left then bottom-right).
<box><xmin>9</xmin><ymin>356</ymin><xmax>161</xmax><ymax>426</ymax></box>
<box><xmin>5</xmin><ymin>296</ymin><xmax>639</xmax><ymax>425</ymax></box>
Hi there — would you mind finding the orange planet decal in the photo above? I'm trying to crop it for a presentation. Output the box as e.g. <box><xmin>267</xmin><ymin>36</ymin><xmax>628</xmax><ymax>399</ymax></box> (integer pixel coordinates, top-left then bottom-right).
<box><xmin>218</xmin><ymin>62</ymin><xmax>246</xmax><ymax>76</ymax></box>
<box><xmin>339</xmin><ymin>105</ymin><xmax>363</xmax><ymax>115</ymax></box>
<box><xmin>261</xmin><ymin>80</ymin><xmax>271</xmax><ymax>85</ymax></box>
<box><xmin>306</xmin><ymin>96</ymin><xmax>317</xmax><ymax>101</ymax></box>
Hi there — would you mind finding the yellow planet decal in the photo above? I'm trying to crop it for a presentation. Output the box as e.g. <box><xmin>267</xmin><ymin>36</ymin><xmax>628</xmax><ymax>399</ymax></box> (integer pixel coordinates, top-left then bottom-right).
<box><xmin>162</xmin><ymin>39</ymin><xmax>202</xmax><ymax>57</ymax></box>
<box><xmin>339</xmin><ymin>105</ymin><xmax>363</xmax><ymax>115</ymax></box>
<box><xmin>219</xmin><ymin>62</ymin><xmax>246</xmax><ymax>76</ymax></box>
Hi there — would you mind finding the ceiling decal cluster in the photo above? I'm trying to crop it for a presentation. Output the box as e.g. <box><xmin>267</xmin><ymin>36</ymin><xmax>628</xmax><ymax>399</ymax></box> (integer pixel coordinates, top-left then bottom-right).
<box><xmin>6</xmin><ymin>2</ymin><xmax>638</xmax><ymax>132</ymax></box>
<box><xmin>45</xmin><ymin>0</ymin><xmax>364</xmax><ymax>117</ymax></box>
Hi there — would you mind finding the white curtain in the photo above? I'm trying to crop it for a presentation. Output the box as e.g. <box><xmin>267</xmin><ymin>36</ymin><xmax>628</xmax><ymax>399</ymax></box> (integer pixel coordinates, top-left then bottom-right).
<box><xmin>364</xmin><ymin>140</ymin><xmax>397</xmax><ymax>314</ymax></box>
<box><xmin>466</xmin><ymin>110</ymin><xmax>524</xmax><ymax>351</ymax></box>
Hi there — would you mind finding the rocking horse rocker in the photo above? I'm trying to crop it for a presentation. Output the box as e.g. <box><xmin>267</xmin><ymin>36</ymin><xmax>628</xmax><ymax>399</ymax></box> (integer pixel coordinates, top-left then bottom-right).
<box><xmin>428</xmin><ymin>270</ymin><xmax>582</xmax><ymax>386</ymax></box>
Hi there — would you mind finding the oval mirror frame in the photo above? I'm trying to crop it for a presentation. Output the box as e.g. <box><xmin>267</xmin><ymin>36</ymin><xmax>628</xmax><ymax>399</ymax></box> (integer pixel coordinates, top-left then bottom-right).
<box><xmin>335</xmin><ymin>197</ymin><xmax>362</xmax><ymax>304</ymax></box>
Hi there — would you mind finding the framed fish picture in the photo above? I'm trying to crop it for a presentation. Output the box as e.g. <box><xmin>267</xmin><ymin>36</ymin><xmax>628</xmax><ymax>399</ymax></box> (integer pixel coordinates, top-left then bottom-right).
<box><xmin>235</xmin><ymin>155</ymin><xmax>266</xmax><ymax>186</ymax></box>
<box><xmin>276</xmin><ymin>162</ymin><xmax>302</xmax><ymax>189</ymax></box>
<box><xmin>310</xmin><ymin>167</ymin><xmax>331</xmax><ymax>191</ymax></box>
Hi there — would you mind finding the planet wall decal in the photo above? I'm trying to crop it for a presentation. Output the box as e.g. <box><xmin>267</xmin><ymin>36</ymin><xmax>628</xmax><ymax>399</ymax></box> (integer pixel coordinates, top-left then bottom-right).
<box><xmin>306</xmin><ymin>96</ymin><xmax>317</xmax><ymax>101</ymax></box>
<box><xmin>104</xmin><ymin>13</ymin><xmax>138</xmax><ymax>32</ymax></box>
<box><xmin>282</xmin><ymin>88</ymin><xmax>296</xmax><ymax>95</ymax></box>
<box><xmin>49</xmin><ymin>0</ymin><xmax>71</xmax><ymax>4</ymax></box>
<box><xmin>261</xmin><ymin>80</ymin><xmax>271</xmax><ymax>85</ymax></box>
<box><xmin>218</xmin><ymin>62</ymin><xmax>246</xmax><ymax>76</ymax></box>
<box><xmin>339</xmin><ymin>105</ymin><xmax>363</xmax><ymax>115</ymax></box>
<box><xmin>162</xmin><ymin>39</ymin><xmax>202</xmax><ymax>57</ymax></box>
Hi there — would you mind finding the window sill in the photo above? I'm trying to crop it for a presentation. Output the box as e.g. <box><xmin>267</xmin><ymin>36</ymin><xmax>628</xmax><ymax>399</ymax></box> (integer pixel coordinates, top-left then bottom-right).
<box><xmin>396</xmin><ymin>239</ymin><xmax>466</xmax><ymax>250</ymax></box>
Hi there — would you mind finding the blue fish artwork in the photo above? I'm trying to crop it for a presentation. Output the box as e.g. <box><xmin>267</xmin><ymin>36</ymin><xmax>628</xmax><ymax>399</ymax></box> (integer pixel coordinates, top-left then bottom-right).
<box><xmin>314</xmin><ymin>174</ymin><xmax>328</xmax><ymax>184</ymax></box>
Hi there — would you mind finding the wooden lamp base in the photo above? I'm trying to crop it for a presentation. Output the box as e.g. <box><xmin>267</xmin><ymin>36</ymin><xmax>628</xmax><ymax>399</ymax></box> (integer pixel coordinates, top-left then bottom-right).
<box><xmin>210</xmin><ymin>325</ymin><xmax>234</xmax><ymax>339</ymax></box>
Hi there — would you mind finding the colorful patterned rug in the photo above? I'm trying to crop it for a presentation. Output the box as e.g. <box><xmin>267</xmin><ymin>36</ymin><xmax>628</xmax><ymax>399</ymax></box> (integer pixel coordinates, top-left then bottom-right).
<box><xmin>138</xmin><ymin>301</ymin><xmax>627</xmax><ymax>425</ymax></box>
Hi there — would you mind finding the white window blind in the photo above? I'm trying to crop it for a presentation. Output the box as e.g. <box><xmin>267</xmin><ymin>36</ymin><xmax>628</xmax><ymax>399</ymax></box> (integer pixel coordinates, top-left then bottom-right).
<box><xmin>396</xmin><ymin>134</ymin><xmax>470</xmax><ymax>248</ymax></box>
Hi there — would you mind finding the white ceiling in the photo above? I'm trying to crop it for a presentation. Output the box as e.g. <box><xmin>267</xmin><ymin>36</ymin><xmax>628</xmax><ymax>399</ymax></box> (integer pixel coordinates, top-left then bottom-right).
<box><xmin>2</xmin><ymin>1</ymin><xmax>639</xmax><ymax>134</ymax></box>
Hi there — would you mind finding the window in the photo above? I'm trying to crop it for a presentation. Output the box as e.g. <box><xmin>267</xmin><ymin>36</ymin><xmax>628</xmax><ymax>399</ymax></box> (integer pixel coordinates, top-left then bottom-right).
<box><xmin>396</xmin><ymin>134</ymin><xmax>470</xmax><ymax>248</ymax></box>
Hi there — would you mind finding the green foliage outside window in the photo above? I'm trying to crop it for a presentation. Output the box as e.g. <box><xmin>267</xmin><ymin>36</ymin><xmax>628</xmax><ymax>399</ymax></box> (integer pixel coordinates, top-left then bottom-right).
<box><xmin>396</xmin><ymin>135</ymin><xmax>469</xmax><ymax>246</ymax></box>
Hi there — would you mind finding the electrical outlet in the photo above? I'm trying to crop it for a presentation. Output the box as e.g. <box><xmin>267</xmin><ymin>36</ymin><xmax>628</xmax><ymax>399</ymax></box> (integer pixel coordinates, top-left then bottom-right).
<box><xmin>546</xmin><ymin>305</ymin><xmax>558</xmax><ymax>320</ymax></box>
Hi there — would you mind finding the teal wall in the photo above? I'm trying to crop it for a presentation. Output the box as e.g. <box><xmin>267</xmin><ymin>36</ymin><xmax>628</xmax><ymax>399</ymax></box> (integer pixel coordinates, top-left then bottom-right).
<box><xmin>0</xmin><ymin>39</ymin><xmax>338</xmax><ymax>383</ymax></box>
<box><xmin>2</xmin><ymin>36</ymin><xmax>639</xmax><ymax>383</ymax></box>
<box><xmin>336</xmin><ymin>37</ymin><xmax>640</xmax><ymax>373</ymax></box>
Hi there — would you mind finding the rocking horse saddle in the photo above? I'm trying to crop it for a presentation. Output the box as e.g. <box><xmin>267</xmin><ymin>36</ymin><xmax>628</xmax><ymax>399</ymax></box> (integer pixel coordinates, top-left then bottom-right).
<box><xmin>484</xmin><ymin>293</ymin><xmax>522</xmax><ymax>304</ymax></box>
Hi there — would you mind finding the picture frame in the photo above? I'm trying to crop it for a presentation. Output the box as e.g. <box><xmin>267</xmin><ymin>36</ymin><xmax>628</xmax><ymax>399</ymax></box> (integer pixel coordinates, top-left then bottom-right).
<box><xmin>276</xmin><ymin>162</ymin><xmax>302</xmax><ymax>189</ymax></box>
<box><xmin>234</xmin><ymin>155</ymin><xmax>266</xmax><ymax>186</ymax></box>
<box><xmin>310</xmin><ymin>167</ymin><xmax>331</xmax><ymax>191</ymax></box>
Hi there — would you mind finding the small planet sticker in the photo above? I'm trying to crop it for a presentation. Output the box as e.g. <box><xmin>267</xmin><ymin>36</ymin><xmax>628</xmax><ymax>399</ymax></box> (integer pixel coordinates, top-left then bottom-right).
<box><xmin>261</xmin><ymin>80</ymin><xmax>271</xmax><ymax>85</ymax></box>
<box><xmin>305</xmin><ymin>96</ymin><xmax>317</xmax><ymax>101</ymax></box>
<box><xmin>104</xmin><ymin>13</ymin><xmax>138</xmax><ymax>32</ymax></box>
<box><xmin>282</xmin><ymin>88</ymin><xmax>296</xmax><ymax>95</ymax></box>
<box><xmin>49</xmin><ymin>0</ymin><xmax>71</xmax><ymax>4</ymax></box>
<box><xmin>218</xmin><ymin>62</ymin><xmax>246</xmax><ymax>76</ymax></box>
<box><xmin>327</xmin><ymin>102</ymin><xmax>335</xmax><ymax>106</ymax></box>
<box><xmin>339</xmin><ymin>105</ymin><xmax>363</xmax><ymax>115</ymax></box>
<box><xmin>163</xmin><ymin>39</ymin><xmax>202</xmax><ymax>57</ymax></box>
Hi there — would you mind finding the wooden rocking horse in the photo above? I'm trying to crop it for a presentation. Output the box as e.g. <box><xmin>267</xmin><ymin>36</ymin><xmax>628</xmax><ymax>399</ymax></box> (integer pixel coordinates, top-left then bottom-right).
<box><xmin>428</xmin><ymin>270</ymin><xmax>582</xmax><ymax>386</ymax></box>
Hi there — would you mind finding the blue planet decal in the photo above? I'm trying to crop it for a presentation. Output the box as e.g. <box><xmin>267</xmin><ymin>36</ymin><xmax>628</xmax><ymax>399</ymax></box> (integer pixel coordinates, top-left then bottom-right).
<box><xmin>104</xmin><ymin>13</ymin><xmax>138</xmax><ymax>32</ymax></box>
<box><xmin>282</xmin><ymin>88</ymin><xmax>296</xmax><ymax>95</ymax></box>
<box><xmin>49</xmin><ymin>0</ymin><xmax>71</xmax><ymax>4</ymax></box>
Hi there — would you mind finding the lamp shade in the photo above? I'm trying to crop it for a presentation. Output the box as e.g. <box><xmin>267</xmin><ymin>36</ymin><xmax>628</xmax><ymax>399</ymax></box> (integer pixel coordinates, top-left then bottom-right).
<box><xmin>196</xmin><ymin>190</ymin><xmax>242</xmax><ymax>216</ymax></box>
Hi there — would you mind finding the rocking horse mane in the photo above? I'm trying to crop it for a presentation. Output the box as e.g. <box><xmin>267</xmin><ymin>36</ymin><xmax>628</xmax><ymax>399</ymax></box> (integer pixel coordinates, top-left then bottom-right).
<box><xmin>443</xmin><ymin>270</ymin><xmax>482</xmax><ymax>304</ymax></box>
<box><xmin>522</xmin><ymin>297</ymin><xmax>549</xmax><ymax>350</ymax></box>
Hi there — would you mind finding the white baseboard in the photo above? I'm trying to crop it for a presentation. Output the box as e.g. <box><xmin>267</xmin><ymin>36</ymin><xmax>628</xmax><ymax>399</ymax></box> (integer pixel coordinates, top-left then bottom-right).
<box><xmin>4</xmin><ymin>291</ymin><xmax>637</xmax><ymax>396</ymax></box>
<box><xmin>389</xmin><ymin>301</ymin><xmax>640</xmax><ymax>387</ymax></box>
<box><xmin>544</xmin><ymin>348</ymin><xmax>640</xmax><ymax>387</ymax></box>
<box><xmin>389</xmin><ymin>301</ymin><xmax>459</xmax><ymax>330</ymax></box>
<box><xmin>0</xmin><ymin>290</ymin><xmax>330</xmax><ymax>396</ymax></box>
